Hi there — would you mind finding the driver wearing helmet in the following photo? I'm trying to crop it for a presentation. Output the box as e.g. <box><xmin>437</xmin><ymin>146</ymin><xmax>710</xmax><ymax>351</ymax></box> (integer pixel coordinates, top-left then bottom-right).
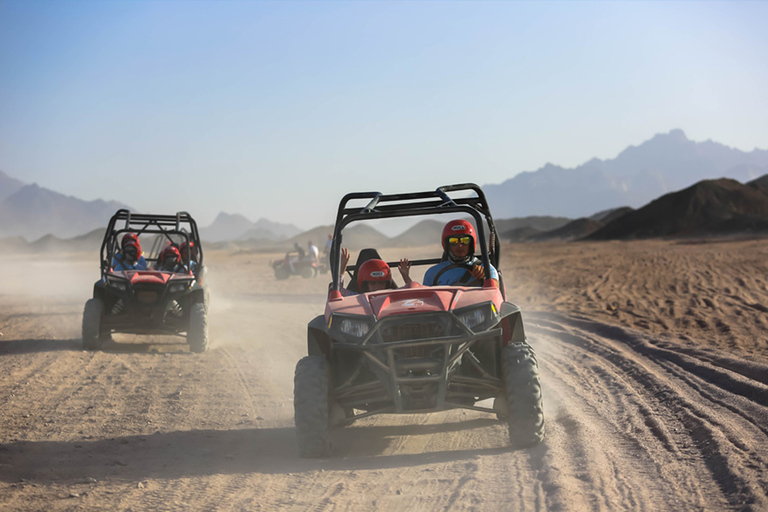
<box><xmin>113</xmin><ymin>240</ymin><xmax>147</xmax><ymax>271</ymax></box>
<box><xmin>112</xmin><ymin>233</ymin><xmax>147</xmax><ymax>271</ymax></box>
<box><xmin>423</xmin><ymin>220</ymin><xmax>498</xmax><ymax>287</ymax></box>
<box><xmin>155</xmin><ymin>245</ymin><xmax>187</xmax><ymax>273</ymax></box>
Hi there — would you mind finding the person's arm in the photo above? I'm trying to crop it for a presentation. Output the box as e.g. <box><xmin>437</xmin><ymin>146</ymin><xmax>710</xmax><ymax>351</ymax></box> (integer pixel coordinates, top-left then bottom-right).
<box><xmin>340</xmin><ymin>248</ymin><xmax>350</xmax><ymax>277</ymax></box>
<box><xmin>338</xmin><ymin>247</ymin><xmax>351</xmax><ymax>288</ymax></box>
<box><xmin>398</xmin><ymin>258</ymin><xmax>414</xmax><ymax>285</ymax></box>
<box><xmin>330</xmin><ymin>248</ymin><xmax>355</xmax><ymax>296</ymax></box>
<box><xmin>470</xmin><ymin>262</ymin><xmax>499</xmax><ymax>286</ymax></box>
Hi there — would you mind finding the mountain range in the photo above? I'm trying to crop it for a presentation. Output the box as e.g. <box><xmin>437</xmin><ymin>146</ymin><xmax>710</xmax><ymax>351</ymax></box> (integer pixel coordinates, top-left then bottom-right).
<box><xmin>200</xmin><ymin>212</ymin><xmax>302</xmax><ymax>243</ymax></box>
<box><xmin>2</xmin><ymin>129</ymin><xmax>767</xmax><ymax>246</ymax></box>
<box><xmin>483</xmin><ymin>129</ymin><xmax>768</xmax><ymax>219</ymax></box>
<box><xmin>3</xmin><ymin>174</ymin><xmax>767</xmax><ymax>254</ymax></box>
<box><xmin>0</xmin><ymin>173</ymin><xmax>132</xmax><ymax>240</ymax></box>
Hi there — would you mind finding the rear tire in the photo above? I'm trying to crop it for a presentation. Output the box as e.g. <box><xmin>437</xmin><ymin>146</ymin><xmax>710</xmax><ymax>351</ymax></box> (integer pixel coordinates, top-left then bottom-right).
<box><xmin>187</xmin><ymin>302</ymin><xmax>209</xmax><ymax>353</ymax></box>
<box><xmin>502</xmin><ymin>341</ymin><xmax>544</xmax><ymax>448</ymax></box>
<box><xmin>294</xmin><ymin>355</ymin><xmax>332</xmax><ymax>457</ymax></box>
<box><xmin>82</xmin><ymin>298</ymin><xmax>104</xmax><ymax>351</ymax></box>
<box><xmin>300</xmin><ymin>266</ymin><xmax>314</xmax><ymax>279</ymax></box>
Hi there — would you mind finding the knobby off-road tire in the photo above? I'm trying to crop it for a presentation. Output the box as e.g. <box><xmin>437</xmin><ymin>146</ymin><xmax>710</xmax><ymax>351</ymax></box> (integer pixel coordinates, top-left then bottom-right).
<box><xmin>502</xmin><ymin>341</ymin><xmax>544</xmax><ymax>448</ymax></box>
<box><xmin>82</xmin><ymin>298</ymin><xmax>104</xmax><ymax>351</ymax></box>
<box><xmin>294</xmin><ymin>355</ymin><xmax>332</xmax><ymax>458</ymax></box>
<box><xmin>187</xmin><ymin>302</ymin><xmax>209</xmax><ymax>353</ymax></box>
<box><xmin>300</xmin><ymin>266</ymin><xmax>315</xmax><ymax>279</ymax></box>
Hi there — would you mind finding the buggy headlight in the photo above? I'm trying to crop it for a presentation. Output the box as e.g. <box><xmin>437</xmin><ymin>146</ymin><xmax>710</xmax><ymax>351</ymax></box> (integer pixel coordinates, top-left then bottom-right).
<box><xmin>106</xmin><ymin>277</ymin><xmax>128</xmax><ymax>292</ymax></box>
<box><xmin>456</xmin><ymin>303</ymin><xmax>497</xmax><ymax>332</ymax></box>
<box><xmin>330</xmin><ymin>315</ymin><xmax>372</xmax><ymax>339</ymax></box>
<box><xmin>340</xmin><ymin>319</ymin><xmax>370</xmax><ymax>337</ymax></box>
<box><xmin>458</xmin><ymin>308</ymin><xmax>486</xmax><ymax>329</ymax></box>
<box><xmin>169</xmin><ymin>281</ymin><xmax>192</xmax><ymax>294</ymax></box>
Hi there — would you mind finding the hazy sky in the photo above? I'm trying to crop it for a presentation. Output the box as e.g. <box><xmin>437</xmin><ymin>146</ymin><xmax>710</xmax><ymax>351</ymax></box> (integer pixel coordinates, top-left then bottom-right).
<box><xmin>1</xmin><ymin>0</ymin><xmax>766</xmax><ymax>229</ymax></box>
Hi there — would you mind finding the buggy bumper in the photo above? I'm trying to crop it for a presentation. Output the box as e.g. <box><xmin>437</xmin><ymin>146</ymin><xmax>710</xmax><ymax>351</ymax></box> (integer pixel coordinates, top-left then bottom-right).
<box><xmin>331</xmin><ymin>312</ymin><xmax>504</xmax><ymax>414</ymax></box>
<box><xmin>101</xmin><ymin>309</ymin><xmax>188</xmax><ymax>335</ymax></box>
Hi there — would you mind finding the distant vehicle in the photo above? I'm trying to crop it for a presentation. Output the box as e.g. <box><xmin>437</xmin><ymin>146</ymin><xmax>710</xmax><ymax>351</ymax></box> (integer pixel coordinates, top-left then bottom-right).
<box><xmin>271</xmin><ymin>250</ymin><xmax>319</xmax><ymax>279</ymax></box>
<box><xmin>293</xmin><ymin>184</ymin><xmax>544</xmax><ymax>457</ymax></box>
<box><xmin>82</xmin><ymin>210</ymin><xmax>209</xmax><ymax>352</ymax></box>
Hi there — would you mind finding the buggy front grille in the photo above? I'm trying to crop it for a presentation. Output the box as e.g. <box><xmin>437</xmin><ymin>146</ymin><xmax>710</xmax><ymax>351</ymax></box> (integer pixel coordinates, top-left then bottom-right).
<box><xmin>137</xmin><ymin>291</ymin><xmax>159</xmax><ymax>303</ymax></box>
<box><xmin>382</xmin><ymin>323</ymin><xmax>444</xmax><ymax>343</ymax></box>
<box><xmin>400</xmin><ymin>345</ymin><xmax>430</xmax><ymax>359</ymax></box>
<box><xmin>133</xmin><ymin>284</ymin><xmax>163</xmax><ymax>304</ymax></box>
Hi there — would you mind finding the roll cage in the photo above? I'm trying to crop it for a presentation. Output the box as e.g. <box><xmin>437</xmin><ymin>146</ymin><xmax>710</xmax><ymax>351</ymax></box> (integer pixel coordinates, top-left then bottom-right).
<box><xmin>329</xmin><ymin>183</ymin><xmax>504</xmax><ymax>298</ymax></box>
<box><xmin>100</xmin><ymin>209</ymin><xmax>203</xmax><ymax>276</ymax></box>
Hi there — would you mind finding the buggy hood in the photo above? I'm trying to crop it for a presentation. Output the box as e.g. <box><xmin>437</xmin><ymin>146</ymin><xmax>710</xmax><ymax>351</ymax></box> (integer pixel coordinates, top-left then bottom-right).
<box><xmin>325</xmin><ymin>285</ymin><xmax>503</xmax><ymax>321</ymax></box>
<box><xmin>107</xmin><ymin>270</ymin><xmax>192</xmax><ymax>284</ymax></box>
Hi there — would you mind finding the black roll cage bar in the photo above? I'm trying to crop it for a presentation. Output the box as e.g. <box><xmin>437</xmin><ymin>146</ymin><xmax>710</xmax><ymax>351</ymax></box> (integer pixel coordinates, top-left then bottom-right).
<box><xmin>100</xmin><ymin>209</ymin><xmax>203</xmax><ymax>276</ymax></box>
<box><xmin>329</xmin><ymin>183</ymin><xmax>503</xmax><ymax>295</ymax></box>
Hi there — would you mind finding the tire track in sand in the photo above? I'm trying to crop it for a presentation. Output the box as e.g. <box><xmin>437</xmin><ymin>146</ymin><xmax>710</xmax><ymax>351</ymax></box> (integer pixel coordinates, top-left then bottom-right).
<box><xmin>528</xmin><ymin>311</ymin><xmax>768</xmax><ymax>510</ymax></box>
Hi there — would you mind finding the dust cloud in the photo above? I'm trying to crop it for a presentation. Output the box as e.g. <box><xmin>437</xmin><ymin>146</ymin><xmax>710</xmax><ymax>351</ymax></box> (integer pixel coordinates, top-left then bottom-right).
<box><xmin>0</xmin><ymin>253</ymin><xmax>97</xmax><ymax>299</ymax></box>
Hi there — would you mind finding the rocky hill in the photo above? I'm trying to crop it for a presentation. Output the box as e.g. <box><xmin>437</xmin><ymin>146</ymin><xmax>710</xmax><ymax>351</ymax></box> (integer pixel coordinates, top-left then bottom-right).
<box><xmin>586</xmin><ymin>176</ymin><xmax>768</xmax><ymax>240</ymax></box>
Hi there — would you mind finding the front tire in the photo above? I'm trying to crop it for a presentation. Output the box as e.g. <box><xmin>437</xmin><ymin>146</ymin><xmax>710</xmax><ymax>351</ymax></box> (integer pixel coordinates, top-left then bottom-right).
<box><xmin>274</xmin><ymin>265</ymin><xmax>290</xmax><ymax>280</ymax></box>
<box><xmin>187</xmin><ymin>302</ymin><xmax>209</xmax><ymax>353</ymax></box>
<box><xmin>82</xmin><ymin>298</ymin><xmax>104</xmax><ymax>351</ymax></box>
<box><xmin>502</xmin><ymin>341</ymin><xmax>544</xmax><ymax>448</ymax></box>
<box><xmin>294</xmin><ymin>355</ymin><xmax>332</xmax><ymax>457</ymax></box>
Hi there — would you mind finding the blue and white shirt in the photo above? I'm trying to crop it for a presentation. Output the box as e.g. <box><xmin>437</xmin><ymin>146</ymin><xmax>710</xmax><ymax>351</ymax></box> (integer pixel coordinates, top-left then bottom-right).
<box><xmin>423</xmin><ymin>258</ymin><xmax>498</xmax><ymax>286</ymax></box>
<box><xmin>112</xmin><ymin>254</ymin><xmax>147</xmax><ymax>271</ymax></box>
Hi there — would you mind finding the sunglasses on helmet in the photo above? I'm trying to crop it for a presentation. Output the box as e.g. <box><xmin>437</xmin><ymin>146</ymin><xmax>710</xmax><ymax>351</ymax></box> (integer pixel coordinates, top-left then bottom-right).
<box><xmin>448</xmin><ymin>236</ymin><xmax>471</xmax><ymax>245</ymax></box>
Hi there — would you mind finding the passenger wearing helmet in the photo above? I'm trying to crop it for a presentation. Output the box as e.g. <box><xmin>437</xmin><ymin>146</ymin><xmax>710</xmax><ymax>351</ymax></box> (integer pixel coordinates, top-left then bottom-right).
<box><xmin>155</xmin><ymin>245</ymin><xmax>187</xmax><ymax>273</ymax></box>
<box><xmin>111</xmin><ymin>233</ymin><xmax>147</xmax><ymax>271</ymax></box>
<box><xmin>179</xmin><ymin>241</ymin><xmax>198</xmax><ymax>272</ymax></box>
<box><xmin>336</xmin><ymin>247</ymin><xmax>412</xmax><ymax>296</ymax></box>
<box><xmin>357</xmin><ymin>259</ymin><xmax>396</xmax><ymax>292</ymax></box>
<box><xmin>423</xmin><ymin>220</ymin><xmax>498</xmax><ymax>287</ymax></box>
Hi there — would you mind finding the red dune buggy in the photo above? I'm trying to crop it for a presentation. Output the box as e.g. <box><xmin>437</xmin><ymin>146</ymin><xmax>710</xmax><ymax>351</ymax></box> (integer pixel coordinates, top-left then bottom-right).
<box><xmin>293</xmin><ymin>184</ymin><xmax>544</xmax><ymax>457</ymax></box>
<box><xmin>82</xmin><ymin>210</ymin><xmax>209</xmax><ymax>352</ymax></box>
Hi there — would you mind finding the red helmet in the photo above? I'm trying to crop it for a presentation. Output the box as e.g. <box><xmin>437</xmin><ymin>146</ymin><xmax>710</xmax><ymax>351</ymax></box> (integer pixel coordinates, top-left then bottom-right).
<box><xmin>122</xmin><ymin>232</ymin><xmax>138</xmax><ymax>246</ymax></box>
<box><xmin>159</xmin><ymin>245</ymin><xmax>181</xmax><ymax>268</ymax></box>
<box><xmin>441</xmin><ymin>219</ymin><xmax>476</xmax><ymax>253</ymax></box>
<box><xmin>357</xmin><ymin>259</ymin><xmax>393</xmax><ymax>291</ymax></box>
<box><xmin>122</xmin><ymin>233</ymin><xmax>142</xmax><ymax>255</ymax></box>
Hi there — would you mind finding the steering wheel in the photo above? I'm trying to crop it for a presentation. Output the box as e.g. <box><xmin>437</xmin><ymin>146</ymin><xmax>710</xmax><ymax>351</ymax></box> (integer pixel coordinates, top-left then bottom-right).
<box><xmin>433</xmin><ymin>263</ymin><xmax>483</xmax><ymax>287</ymax></box>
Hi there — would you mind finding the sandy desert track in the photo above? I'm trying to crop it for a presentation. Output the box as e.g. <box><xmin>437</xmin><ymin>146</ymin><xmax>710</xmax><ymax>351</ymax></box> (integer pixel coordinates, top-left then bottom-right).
<box><xmin>0</xmin><ymin>240</ymin><xmax>767</xmax><ymax>511</ymax></box>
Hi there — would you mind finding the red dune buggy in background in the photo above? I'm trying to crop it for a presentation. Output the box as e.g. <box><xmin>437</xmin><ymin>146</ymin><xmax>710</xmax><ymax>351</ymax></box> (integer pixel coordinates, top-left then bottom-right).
<box><xmin>293</xmin><ymin>184</ymin><xmax>544</xmax><ymax>457</ymax></box>
<box><xmin>82</xmin><ymin>210</ymin><xmax>209</xmax><ymax>353</ymax></box>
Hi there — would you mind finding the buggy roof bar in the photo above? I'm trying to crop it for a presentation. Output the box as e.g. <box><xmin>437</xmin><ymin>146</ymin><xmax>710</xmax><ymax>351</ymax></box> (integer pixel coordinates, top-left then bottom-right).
<box><xmin>109</xmin><ymin>209</ymin><xmax>198</xmax><ymax>226</ymax></box>
<box><xmin>100</xmin><ymin>209</ymin><xmax>203</xmax><ymax>275</ymax></box>
<box><xmin>334</xmin><ymin>183</ymin><xmax>489</xmax><ymax>225</ymax></box>
<box><xmin>329</xmin><ymin>184</ymin><xmax>501</xmax><ymax>293</ymax></box>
